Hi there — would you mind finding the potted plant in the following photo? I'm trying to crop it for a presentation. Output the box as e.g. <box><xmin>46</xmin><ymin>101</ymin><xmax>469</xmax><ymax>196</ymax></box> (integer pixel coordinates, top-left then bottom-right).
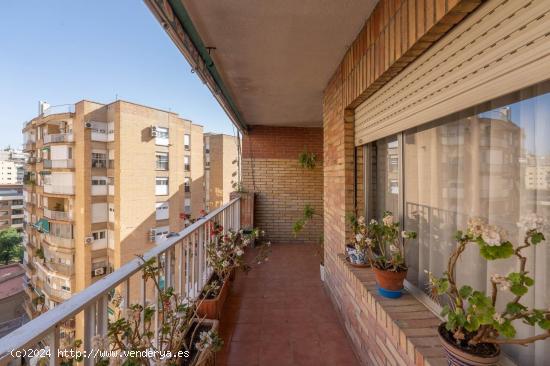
<box><xmin>346</xmin><ymin>215</ymin><xmax>370</xmax><ymax>266</ymax></box>
<box><xmin>429</xmin><ymin>216</ymin><xmax>550</xmax><ymax>366</ymax></box>
<box><xmin>35</xmin><ymin>247</ymin><xmax>45</xmax><ymax>263</ymax></box>
<box><xmin>199</xmin><ymin>224</ymin><xmax>269</xmax><ymax>319</ymax></box>
<box><xmin>366</xmin><ymin>211</ymin><xmax>416</xmax><ymax>298</ymax></box>
<box><xmin>59</xmin><ymin>257</ymin><xmax>224</xmax><ymax>366</ymax></box>
<box><xmin>293</xmin><ymin>205</ymin><xmax>324</xmax><ymax>280</ymax></box>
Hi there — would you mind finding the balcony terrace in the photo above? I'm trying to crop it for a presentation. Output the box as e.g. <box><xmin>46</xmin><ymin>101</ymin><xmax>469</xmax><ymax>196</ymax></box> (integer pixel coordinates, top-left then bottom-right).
<box><xmin>43</xmin><ymin>207</ymin><xmax>73</xmax><ymax>221</ymax></box>
<box><xmin>8</xmin><ymin>1</ymin><xmax>550</xmax><ymax>365</ymax></box>
<box><xmin>43</xmin><ymin>159</ymin><xmax>75</xmax><ymax>169</ymax></box>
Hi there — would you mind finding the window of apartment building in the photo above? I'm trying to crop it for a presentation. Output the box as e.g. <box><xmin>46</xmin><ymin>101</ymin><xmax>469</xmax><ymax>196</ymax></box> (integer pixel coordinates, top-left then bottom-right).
<box><xmin>184</xmin><ymin>134</ymin><xmax>191</xmax><ymax>150</ymax></box>
<box><xmin>364</xmin><ymin>81</ymin><xmax>550</xmax><ymax>364</ymax></box>
<box><xmin>205</xmin><ymin>155</ymin><xmax>210</xmax><ymax>168</ymax></box>
<box><xmin>155</xmin><ymin>177</ymin><xmax>169</xmax><ymax>196</ymax></box>
<box><xmin>184</xmin><ymin>177</ymin><xmax>191</xmax><ymax>193</ymax></box>
<box><xmin>155</xmin><ymin>201</ymin><xmax>169</xmax><ymax>220</ymax></box>
<box><xmin>92</xmin><ymin>177</ymin><xmax>107</xmax><ymax>185</ymax></box>
<box><xmin>12</xmin><ymin>199</ymin><xmax>23</xmax><ymax>205</ymax></box>
<box><xmin>184</xmin><ymin>156</ymin><xmax>190</xmax><ymax>171</ymax></box>
<box><xmin>92</xmin><ymin>230</ymin><xmax>106</xmax><ymax>240</ymax></box>
<box><xmin>155</xmin><ymin>127</ymin><xmax>169</xmax><ymax>146</ymax></box>
<box><xmin>12</xmin><ymin>209</ymin><xmax>23</xmax><ymax>215</ymax></box>
<box><xmin>156</xmin><ymin>152</ymin><xmax>169</xmax><ymax>170</ymax></box>
<box><xmin>50</xmin><ymin>223</ymin><xmax>73</xmax><ymax>239</ymax></box>
<box><xmin>184</xmin><ymin>198</ymin><xmax>191</xmax><ymax>213</ymax></box>
<box><xmin>91</xmin><ymin>152</ymin><xmax>107</xmax><ymax>168</ymax></box>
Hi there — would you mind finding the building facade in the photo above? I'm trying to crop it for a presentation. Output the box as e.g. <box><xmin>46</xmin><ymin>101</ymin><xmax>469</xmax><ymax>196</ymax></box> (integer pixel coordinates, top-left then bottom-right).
<box><xmin>0</xmin><ymin>185</ymin><xmax>24</xmax><ymax>232</ymax></box>
<box><xmin>0</xmin><ymin>264</ymin><xmax>26</xmax><ymax>338</ymax></box>
<box><xmin>21</xmin><ymin>100</ymin><xmax>205</xmax><ymax>327</ymax></box>
<box><xmin>0</xmin><ymin>148</ymin><xmax>26</xmax><ymax>185</ymax></box>
<box><xmin>203</xmin><ymin>133</ymin><xmax>239</xmax><ymax>210</ymax></box>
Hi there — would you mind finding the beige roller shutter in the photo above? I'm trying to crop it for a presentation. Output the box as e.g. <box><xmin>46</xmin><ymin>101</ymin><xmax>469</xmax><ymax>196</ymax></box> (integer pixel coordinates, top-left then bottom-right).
<box><xmin>355</xmin><ymin>0</ymin><xmax>550</xmax><ymax>146</ymax></box>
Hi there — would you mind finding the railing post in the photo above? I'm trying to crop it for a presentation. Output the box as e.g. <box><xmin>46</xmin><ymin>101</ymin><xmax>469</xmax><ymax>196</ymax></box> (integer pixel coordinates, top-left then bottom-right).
<box><xmin>154</xmin><ymin>254</ymin><xmax>160</xmax><ymax>346</ymax></box>
<box><xmin>166</xmin><ymin>248</ymin><xmax>172</xmax><ymax>289</ymax></box>
<box><xmin>84</xmin><ymin>303</ymin><xmax>96</xmax><ymax>366</ymax></box>
<box><xmin>97</xmin><ymin>294</ymin><xmax>108</xmax><ymax>338</ymax></box>
<box><xmin>237</xmin><ymin>199</ymin><xmax>241</xmax><ymax>230</ymax></box>
<box><xmin>49</xmin><ymin>326</ymin><xmax>60</xmax><ymax>366</ymax></box>
<box><xmin>198</xmin><ymin>226</ymin><xmax>204</xmax><ymax>289</ymax></box>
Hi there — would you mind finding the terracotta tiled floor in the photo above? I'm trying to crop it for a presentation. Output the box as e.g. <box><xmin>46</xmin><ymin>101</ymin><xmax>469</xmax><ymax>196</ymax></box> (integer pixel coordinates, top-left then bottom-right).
<box><xmin>217</xmin><ymin>243</ymin><xmax>360</xmax><ymax>366</ymax></box>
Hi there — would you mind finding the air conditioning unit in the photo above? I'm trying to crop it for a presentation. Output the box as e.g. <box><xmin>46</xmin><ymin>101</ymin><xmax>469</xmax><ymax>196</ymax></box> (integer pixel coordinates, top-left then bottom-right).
<box><xmin>149</xmin><ymin>228</ymin><xmax>157</xmax><ymax>242</ymax></box>
<box><xmin>93</xmin><ymin>267</ymin><xmax>105</xmax><ymax>277</ymax></box>
<box><xmin>85</xmin><ymin>122</ymin><xmax>93</xmax><ymax>128</ymax></box>
<box><xmin>84</xmin><ymin>236</ymin><xmax>94</xmax><ymax>244</ymax></box>
<box><xmin>150</xmin><ymin>126</ymin><xmax>158</xmax><ymax>137</ymax></box>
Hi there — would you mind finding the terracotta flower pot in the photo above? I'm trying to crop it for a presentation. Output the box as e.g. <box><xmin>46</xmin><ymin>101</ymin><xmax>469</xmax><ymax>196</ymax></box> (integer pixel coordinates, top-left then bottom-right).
<box><xmin>373</xmin><ymin>267</ymin><xmax>407</xmax><ymax>298</ymax></box>
<box><xmin>438</xmin><ymin>324</ymin><xmax>500</xmax><ymax>366</ymax></box>
<box><xmin>197</xmin><ymin>277</ymin><xmax>230</xmax><ymax>320</ymax></box>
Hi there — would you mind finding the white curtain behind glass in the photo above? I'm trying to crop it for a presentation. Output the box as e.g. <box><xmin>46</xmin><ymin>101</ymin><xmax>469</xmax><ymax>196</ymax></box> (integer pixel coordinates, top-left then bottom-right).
<box><xmin>403</xmin><ymin>86</ymin><xmax>550</xmax><ymax>366</ymax></box>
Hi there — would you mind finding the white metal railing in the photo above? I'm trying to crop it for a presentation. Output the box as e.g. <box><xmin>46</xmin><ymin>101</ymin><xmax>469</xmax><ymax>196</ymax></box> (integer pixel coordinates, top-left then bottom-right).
<box><xmin>43</xmin><ymin>208</ymin><xmax>73</xmax><ymax>221</ymax></box>
<box><xmin>43</xmin><ymin>184</ymin><xmax>75</xmax><ymax>195</ymax></box>
<box><xmin>0</xmin><ymin>197</ymin><xmax>241</xmax><ymax>365</ymax></box>
<box><xmin>43</xmin><ymin>133</ymin><xmax>74</xmax><ymax>144</ymax></box>
<box><xmin>43</xmin><ymin>159</ymin><xmax>75</xmax><ymax>169</ymax></box>
<box><xmin>42</xmin><ymin>105</ymin><xmax>75</xmax><ymax>116</ymax></box>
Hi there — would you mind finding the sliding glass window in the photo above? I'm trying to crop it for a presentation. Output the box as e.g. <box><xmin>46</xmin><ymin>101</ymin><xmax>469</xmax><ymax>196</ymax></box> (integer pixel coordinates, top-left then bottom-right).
<box><xmin>365</xmin><ymin>81</ymin><xmax>550</xmax><ymax>365</ymax></box>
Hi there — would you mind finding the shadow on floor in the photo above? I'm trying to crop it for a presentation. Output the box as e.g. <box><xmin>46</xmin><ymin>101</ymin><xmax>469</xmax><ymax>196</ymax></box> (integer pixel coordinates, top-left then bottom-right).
<box><xmin>217</xmin><ymin>243</ymin><xmax>360</xmax><ymax>366</ymax></box>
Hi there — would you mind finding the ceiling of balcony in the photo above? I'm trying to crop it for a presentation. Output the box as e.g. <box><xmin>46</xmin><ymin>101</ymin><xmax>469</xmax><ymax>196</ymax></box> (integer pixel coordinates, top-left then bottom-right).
<box><xmin>180</xmin><ymin>0</ymin><xmax>377</xmax><ymax>128</ymax></box>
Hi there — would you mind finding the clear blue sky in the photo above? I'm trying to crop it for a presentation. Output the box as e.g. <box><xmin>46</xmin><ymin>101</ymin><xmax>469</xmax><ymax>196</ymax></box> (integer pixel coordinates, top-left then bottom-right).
<box><xmin>0</xmin><ymin>0</ymin><xmax>235</xmax><ymax>148</ymax></box>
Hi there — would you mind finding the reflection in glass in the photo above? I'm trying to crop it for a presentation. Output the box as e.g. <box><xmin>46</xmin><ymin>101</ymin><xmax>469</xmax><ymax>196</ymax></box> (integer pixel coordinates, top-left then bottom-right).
<box><xmin>402</xmin><ymin>82</ymin><xmax>550</xmax><ymax>365</ymax></box>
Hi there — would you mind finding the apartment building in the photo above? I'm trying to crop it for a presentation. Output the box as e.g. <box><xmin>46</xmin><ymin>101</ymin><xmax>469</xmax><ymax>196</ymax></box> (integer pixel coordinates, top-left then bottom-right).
<box><xmin>0</xmin><ymin>185</ymin><xmax>24</xmax><ymax>232</ymax></box>
<box><xmin>203</xmin><ymin>133</ymin><xmax>239</xmax><ymax>210</ymax></box>
<box><xmin>0</xmin><ymin>148</ymin><xmax>26</xmax><ymax>185</ymax></box>
<box><xmin>21</xmin><ymin>100</ymin><xmax>204</xmax><ymax>326</ymax></box>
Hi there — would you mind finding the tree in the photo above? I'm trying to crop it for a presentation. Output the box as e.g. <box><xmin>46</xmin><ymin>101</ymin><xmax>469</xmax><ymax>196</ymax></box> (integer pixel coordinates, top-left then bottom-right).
<box><xmin>0</xmin><ymin>228</ymin><xmax>23</xmax><ymax>264</ymax></box>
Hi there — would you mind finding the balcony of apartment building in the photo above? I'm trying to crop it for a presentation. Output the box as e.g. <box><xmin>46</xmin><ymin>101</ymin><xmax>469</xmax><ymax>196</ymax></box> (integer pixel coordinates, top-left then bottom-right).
<box><xmin>33</xmin><ymin>265</ymin><xmax>72</xmax><ymax>303</ymax></box>
<box><xmin>42</xmin><ymin>117</ymin><xmax>74</xmax><ymax>145</ymax></box>
<box><xmin>42</xmin><ymin>197</ymin><xmax>73</xmax><ymax>222</ymax></box>
<box><xmin>41</xmin><ymin>172</ymin><xmax>75</xmax><ymax>196</ymax></box>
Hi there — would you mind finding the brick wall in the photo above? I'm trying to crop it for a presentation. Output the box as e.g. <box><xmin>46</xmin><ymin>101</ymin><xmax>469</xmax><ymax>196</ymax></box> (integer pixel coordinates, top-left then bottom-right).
<box><xmin>242</xmin><ymin>126</ymin><xmax>323</xmax><ymax>244</ymax></box>
<box><xmin>322</xmin><ymin>1</ymin><xmax>482</xmax><ymax>365</ymax></box>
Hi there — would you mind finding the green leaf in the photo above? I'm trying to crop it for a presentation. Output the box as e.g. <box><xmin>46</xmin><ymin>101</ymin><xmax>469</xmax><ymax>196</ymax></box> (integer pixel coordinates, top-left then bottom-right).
<box><xmin>507</xmin><ymin>272</ymin><xmax>521</xmax><ymax>284</ymax></box>
<box><xmin>459</xmin><ymin>285</ymin><xmax>473</xmax><ymax>299</ymax></box>
<box><xmin>479</xmin><ymin>242</ymin><xmax>514</xmax><ymax>260</ymax></box>
<box><xmin>441</xmin><ymin>305</ymin><xmax>450</xmax><ymax>318</ymax></box>
<box><xmin>505</xmin><ymin>302</ymin><xmax>526</xmax><ymax>315</ymax></box>
<box><xmin>436</xmin><ymin>278</ymin><xmax>449</xmax><ymax>295</ymax></box>
<box><xmin>524</xmin><ymin>276</ymin><xmax>534</xmax><ymax>287</ymax></box>
<box><xmin>510</xmin><ymin>284</ymin><xmax>528</xmax><ymax>297</ymax></box>
<box><xmin>497</xmin><ymin>320</ymin><xmax>516</xmax><ymax>338</ymax></box>
<box><xmin>531</xmin><ymin>232</ymin><xmax>545</xmax><ymax>245</ymax></box>
<box><xmin>464</xmin><ymin>317</ymin><xmax>480</xmax><ymax>332</ymax></box>
<box><xmin>539</xmin><ymin>319</ymin><xmax>550</xmax><ymax>330</ymax></box>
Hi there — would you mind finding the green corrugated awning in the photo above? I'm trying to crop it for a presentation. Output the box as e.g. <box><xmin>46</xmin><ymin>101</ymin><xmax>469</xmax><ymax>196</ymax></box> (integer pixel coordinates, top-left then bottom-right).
<box><xmin>33</xmin><ymin>218</ymin><xmax>50</xmax><ymax>233</ymax></box>
<box><xmin>41</xmin><ymin>146</ymin><xmax>50</xmax><ymax>150</ymax></box>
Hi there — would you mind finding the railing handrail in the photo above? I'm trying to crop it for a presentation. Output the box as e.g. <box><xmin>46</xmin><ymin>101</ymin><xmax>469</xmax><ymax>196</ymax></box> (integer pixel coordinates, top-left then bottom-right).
<box><xmin>0</xmin><ymin>197</ymin><xmax>240</xmax><ymax>358</ymax></box>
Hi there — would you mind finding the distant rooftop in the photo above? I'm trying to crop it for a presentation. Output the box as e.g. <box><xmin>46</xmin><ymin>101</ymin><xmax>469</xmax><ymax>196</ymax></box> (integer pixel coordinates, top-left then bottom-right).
<box><xmin>0</xmin><ymin>264</ymin><xmax>25</xmax><ymax>300</ymax></box>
